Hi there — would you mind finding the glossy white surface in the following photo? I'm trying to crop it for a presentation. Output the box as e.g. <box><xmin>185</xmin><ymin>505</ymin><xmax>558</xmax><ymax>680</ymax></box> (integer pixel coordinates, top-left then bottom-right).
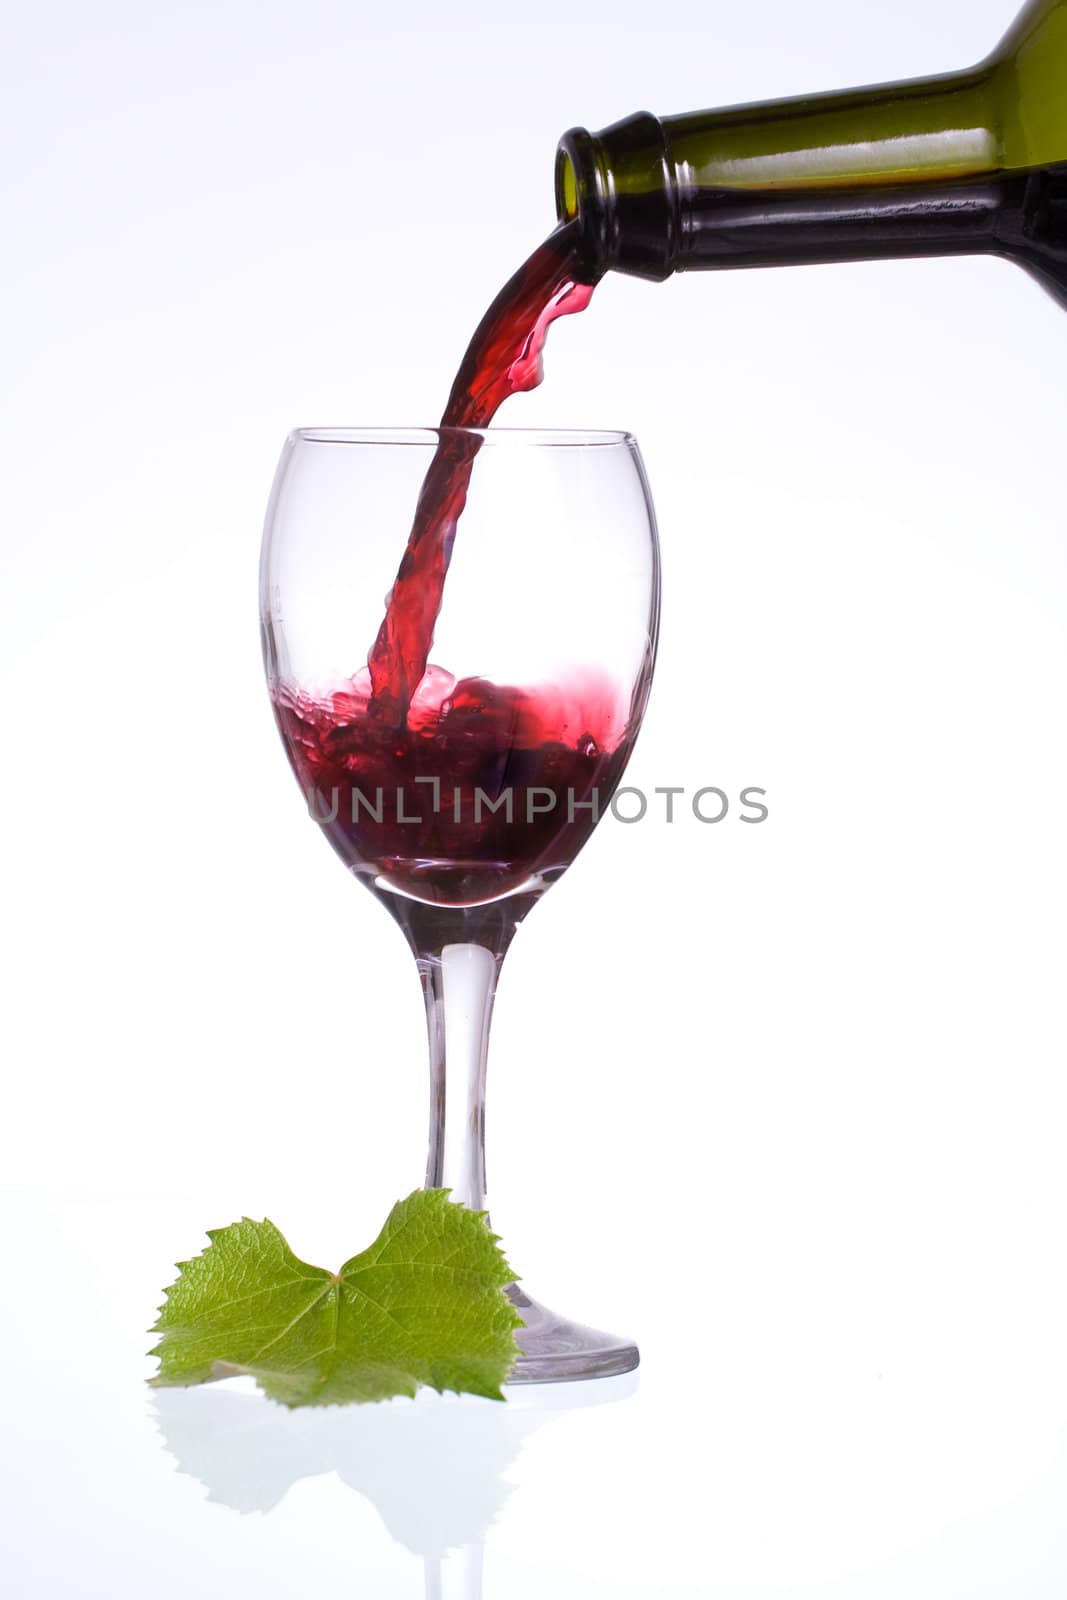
<box><xmin>1</xmin><ymin>1195</ymin><xmax>1065</xmax><ymax>1596</ymax></box>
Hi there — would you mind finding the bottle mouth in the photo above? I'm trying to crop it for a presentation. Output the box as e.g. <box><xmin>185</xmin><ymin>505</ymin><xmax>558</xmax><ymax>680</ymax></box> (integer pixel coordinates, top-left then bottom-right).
<box><xmin>555</xmin><ymin>145</ymin><xmax>580</xmax><ymax>222</ymax></box>
<box><xmin>555</xmin><ymin>127</ymin><xmax>610</xmax><ymax>267</ymax></box>
<box><xmin>554</xmin><ymin>114</ymin><xmax>678</xmax><ymax>282</ymax></box>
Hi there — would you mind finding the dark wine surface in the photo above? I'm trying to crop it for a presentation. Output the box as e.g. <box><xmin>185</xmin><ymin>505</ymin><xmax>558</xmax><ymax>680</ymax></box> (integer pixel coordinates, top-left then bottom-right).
<box><xmin>274</xmin><ymin>667</ymin><xmax>633</xmax><ymax>904</ymax></box>
<box><xmin>367</xmin><ymin>221</ymin><xmax>598</xmax><ymax>717</ymax></box>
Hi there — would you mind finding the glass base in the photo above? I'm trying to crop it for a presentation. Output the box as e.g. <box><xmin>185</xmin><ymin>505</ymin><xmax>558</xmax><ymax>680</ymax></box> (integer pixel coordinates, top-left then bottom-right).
<box><xmin>505</xmin><ymin>1286</ymin><xmax>640</xmax><ymax>1384</ymax></box>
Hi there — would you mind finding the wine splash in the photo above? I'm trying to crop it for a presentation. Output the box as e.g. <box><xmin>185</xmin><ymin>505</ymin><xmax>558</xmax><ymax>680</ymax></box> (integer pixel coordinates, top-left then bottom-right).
<box><xmin>275</xmin><ymin>667</ymin><xmax>634</xmax><ymax>905</ymax></box>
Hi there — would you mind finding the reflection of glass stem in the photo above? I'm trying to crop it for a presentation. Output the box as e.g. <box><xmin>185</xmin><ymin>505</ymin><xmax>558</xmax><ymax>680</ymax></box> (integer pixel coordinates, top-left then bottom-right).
<box><xmin>424</xmin><ymin>1543</ymin><xmax>484</xmax><ymax>1600</ymax></box>
<box><xmin>152</xmin><ymin>1372</ymin><xmax>638</xmax><ymax>1573</ymax></box>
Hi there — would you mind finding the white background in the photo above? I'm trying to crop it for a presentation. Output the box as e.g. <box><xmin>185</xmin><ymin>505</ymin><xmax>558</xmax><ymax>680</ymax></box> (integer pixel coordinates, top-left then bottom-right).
<box><xmin>1</xmin><ymin>1</ymin><xmax>1065</xmax><ymax>1593</ymax></box>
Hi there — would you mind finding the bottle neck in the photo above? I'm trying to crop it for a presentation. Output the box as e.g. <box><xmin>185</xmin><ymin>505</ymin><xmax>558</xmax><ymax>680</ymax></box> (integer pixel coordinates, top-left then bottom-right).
<box><xmin>556</xmin><ymin>42</ymin><xmax>1023</xmax><ymax>281</ymax></box>
<box><xmin>558</xmin><ymin>115</ymin><xmax>1067</xmax><ymax>313</ymax></box>
<box><xmin>558</xmin><ymin>151</ymin><xmax>1067</xmax><ymax>301</ymax></box>
<box><xmin>556</xmin><ymin>61</ymin><xmax>1011</xmax><ymax>282</ymax></box>
<box><xmin>555</xmin><ymin>1</ymin><xmax>1067</xmax><ymax>297</ymax></box>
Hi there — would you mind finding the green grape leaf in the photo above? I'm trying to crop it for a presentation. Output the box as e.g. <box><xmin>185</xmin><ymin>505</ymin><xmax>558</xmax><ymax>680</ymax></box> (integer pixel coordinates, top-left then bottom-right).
<box><xmin>149</xmin><ymin>1190</ymin><xmax>523</xmax><ymax>1407</ymax></box>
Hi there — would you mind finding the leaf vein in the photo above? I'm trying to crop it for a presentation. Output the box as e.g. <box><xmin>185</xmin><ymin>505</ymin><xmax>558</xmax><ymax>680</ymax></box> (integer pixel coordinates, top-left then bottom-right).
<box><xmin>247</xmin><ymin>1282</ymin><xmax>335</xmax><ymax>1362</ymax></box>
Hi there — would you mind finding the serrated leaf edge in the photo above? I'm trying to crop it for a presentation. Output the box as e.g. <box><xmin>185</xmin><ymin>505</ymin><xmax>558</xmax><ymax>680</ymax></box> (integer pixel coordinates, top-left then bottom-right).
<box><xmin>147</xmin><ymin>1191</ymin><xmax>524</xmax><ymax>1403</ymax></box>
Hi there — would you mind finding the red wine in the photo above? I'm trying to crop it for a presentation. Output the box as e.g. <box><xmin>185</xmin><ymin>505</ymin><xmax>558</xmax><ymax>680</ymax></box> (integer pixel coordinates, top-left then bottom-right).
<box><xmin>367</xmin><ymin>222</ymin><xmax>598</xmax><ymax>718</ymax></box>
<box><xmin>274</xmin><ymin>666</ymin><xmax>635</xmax><ymax>905</ymax></box>
<box><xmin>272</xmin><ymin>223</ymin><xmax>617</xmax><ymax>910</ymax></box>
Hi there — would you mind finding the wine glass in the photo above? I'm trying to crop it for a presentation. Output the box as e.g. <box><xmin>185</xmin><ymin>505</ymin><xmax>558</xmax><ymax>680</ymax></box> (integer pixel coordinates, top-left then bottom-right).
<box><xmin>260</xmin><ymin>426</ymin><xmax>660</xmax><ymax>1381</ymax></box>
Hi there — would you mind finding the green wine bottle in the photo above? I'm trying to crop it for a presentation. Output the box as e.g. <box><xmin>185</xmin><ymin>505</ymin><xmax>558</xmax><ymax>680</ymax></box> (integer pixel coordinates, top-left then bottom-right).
<box><xmin>556</xmin><ymin>0</ymin><xmax>1067</xmax><ymax>306</ymax></box>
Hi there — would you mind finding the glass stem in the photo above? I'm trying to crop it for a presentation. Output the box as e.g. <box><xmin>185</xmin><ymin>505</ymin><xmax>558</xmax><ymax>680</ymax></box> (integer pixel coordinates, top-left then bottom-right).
<box><xmin>419</xmin><ymin>941</ymin><xmax>502</xmax><ymax>1212</ymax></box>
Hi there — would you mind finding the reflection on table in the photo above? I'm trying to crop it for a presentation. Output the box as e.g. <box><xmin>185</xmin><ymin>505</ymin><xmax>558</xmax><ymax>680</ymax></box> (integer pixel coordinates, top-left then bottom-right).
<box><xmin>152</xmin><ymin>1371</ymin><xmax>638</xmax><ymax>1598</ymax></box>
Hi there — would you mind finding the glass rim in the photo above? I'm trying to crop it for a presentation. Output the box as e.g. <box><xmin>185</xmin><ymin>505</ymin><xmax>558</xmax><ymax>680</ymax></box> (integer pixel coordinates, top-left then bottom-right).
<box><xmin>289</xmin><ymin>426</ymin><xmax>637</xmax><ymax>449</ymax></box>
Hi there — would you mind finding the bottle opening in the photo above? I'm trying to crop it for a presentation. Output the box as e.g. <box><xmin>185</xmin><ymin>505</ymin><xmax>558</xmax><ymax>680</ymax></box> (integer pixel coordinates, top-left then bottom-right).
<box><xmin>554</xmin><ymin>116</ymin><xmax>678</xmax><ymax>281</ymax></box>
<box><xmin>555</xmin><ymin>147</ymin><xmax>579</xmax><ymax>221</ymax></box>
